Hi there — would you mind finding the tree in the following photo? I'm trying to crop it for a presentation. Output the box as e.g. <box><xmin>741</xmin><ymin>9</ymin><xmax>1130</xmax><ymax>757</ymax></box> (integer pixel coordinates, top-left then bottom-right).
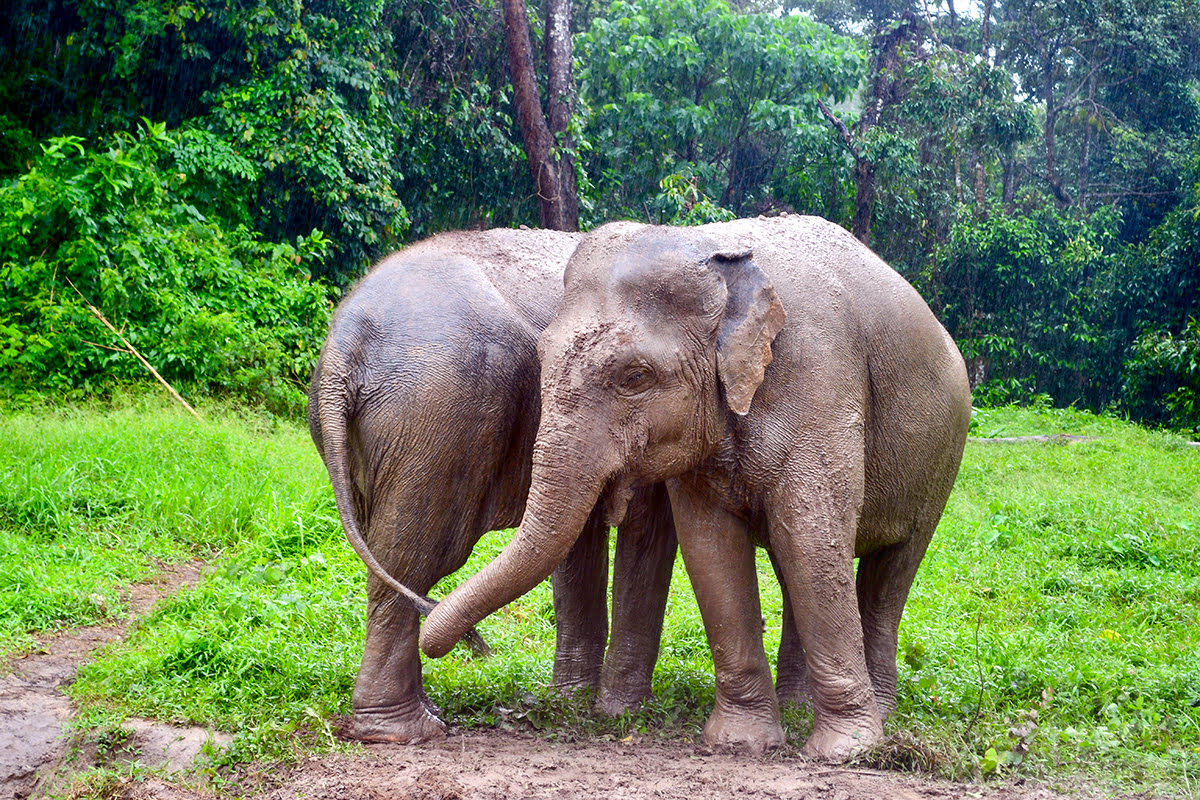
<box><xmin>577</xmin><ymin>0</ymin><xmax>864</xmax><ymax>223</ymax></box>
<box><xmin>503</xmin><ymin>0</ymin><xmax>579</xmax><ymax>230</ymax></box>
<box><xmin>996</xmin><ymin>0</ymin><xmax>1200</xmax><ymax>231</ymax></box>
<box><xmin>816</xmin><ymin>14</ymin><xmax>920</xmax><ymax>244</ymax></box>
<box><xmin>0</xmin><ymin>0</ymin><xmax>411</xmax><ymax>283</ymax></box>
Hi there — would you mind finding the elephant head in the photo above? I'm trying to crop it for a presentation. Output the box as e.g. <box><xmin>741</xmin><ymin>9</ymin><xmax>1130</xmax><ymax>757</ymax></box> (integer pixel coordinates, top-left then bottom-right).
<box><xmin>419</xmin><ymin>223</ymin><xmax>784</xmax><ymax>657</ymax></box>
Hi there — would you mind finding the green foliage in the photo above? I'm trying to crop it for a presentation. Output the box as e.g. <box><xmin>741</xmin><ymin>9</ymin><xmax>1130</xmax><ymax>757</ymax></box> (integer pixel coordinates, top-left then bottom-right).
<box><xmin>1</xmin><ymin>0</ymin><xmax>411</xmax><ymax>281</ymax></box>
<box><xmin>0</xmin><ymin>125</ymin><xmax>332</xmax><ymax>414</ymax></box>
<box><xmin>193</xmin><ymin>5</ymin><xmax>411</xmax><ymax>279</ymax></box>
<box><xmin>386</xmin><ymin>0</ymin><xmax>534</xmax><ymax>237</ymax></box>
<box><xmin>2</xmin><ymin>0</ymin><xmax>1199</xmax><ymax>427</ymax></box>
<box><xmin>870</xmin><ymin>45</ymin><xmax>1038</xmax><ymax>274</ymax></box>
<box><xmin>655</xmin><ymin>171</ymin><xmax>737</xmax><ymax>225</ymax></box>
<box><xmin>935</xmin><ymin>205</ymin><xmax>1120</xmax><ymax>408</ymax></box>
<box><xmin>997</xmin><ymin>0</ymin><xmax>1200</xmax><ymax>237</ymax></box>
<box><xmin>1122</xmin><ymin>320</ymin><xmax>1200</xmax><ymax>434</ymax></box>
<box><xmin>576</xmin><ymin>0</ymin><xmax>865</xmax><ymax>222</ymax></box>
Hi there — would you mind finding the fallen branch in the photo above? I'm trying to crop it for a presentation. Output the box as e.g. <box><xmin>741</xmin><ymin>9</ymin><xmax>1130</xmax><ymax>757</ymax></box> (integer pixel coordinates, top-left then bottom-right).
<box><xmin>65</xmin><ymin>278</ymin><xmax>204</xmax><ymax>424</ymax></box>
<box><xmin>969</xmin><ymin>434</ymin><xmax>1095</xmax><ymax>444</ymax></box>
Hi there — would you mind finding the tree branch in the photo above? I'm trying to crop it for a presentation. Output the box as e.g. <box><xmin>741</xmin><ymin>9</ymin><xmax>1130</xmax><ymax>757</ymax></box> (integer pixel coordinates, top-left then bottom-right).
<box><xmin>816</xmin><ymin>98</ymin><xmax>862</xmax><ymax>162</ymax></box>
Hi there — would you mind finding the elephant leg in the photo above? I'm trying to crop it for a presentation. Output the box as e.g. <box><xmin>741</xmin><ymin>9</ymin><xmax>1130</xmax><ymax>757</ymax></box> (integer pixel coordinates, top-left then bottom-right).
<box><xmin>767</xmin><ymin>469</ymin><xmax>882</xmax><ymax>761</ymax></box>
<box><xmin>352</xmin><ymin>580</ymin><xmax>446</xmax><ymax>743</ymax></box>
<box><xmin>598</xmin><ymin>482</ymin><xmax>677</xmax><ymax>716</ymax></box>
<box><xmin>769</xmin><ymin>552</ymin><xmax>809</xmax><ymax>708</ymax></box>
<box><xmin>668</xmin><ymin>478</ymin><xmax>783</xmax><ymax>753</ymax></box>
<box><xmin>550</xmin><ymin>502</ymin><xmax>610</xmax><ymax>693</ymax></box>
<box><xmin>855</xmin><ymin>498</ymin><xmax>942</xmax><ymax>720</ymax></box>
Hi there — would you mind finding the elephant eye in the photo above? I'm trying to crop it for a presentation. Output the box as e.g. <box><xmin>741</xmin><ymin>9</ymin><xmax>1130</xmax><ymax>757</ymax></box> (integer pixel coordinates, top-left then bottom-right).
<box><xmin>616</xmin><ymin>363</ymin><xmax>655</xmax><ymax>396</ymax></box>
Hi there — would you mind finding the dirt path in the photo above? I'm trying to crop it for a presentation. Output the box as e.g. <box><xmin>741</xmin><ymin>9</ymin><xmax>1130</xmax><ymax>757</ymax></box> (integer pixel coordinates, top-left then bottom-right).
<box><xmin>112</xmin><ymin>731</ymin><xmax>1157</xmax><ymax>800</ymax></box>
<box><xmin>0</xmin><ymin>561</ymin><xmax>205</xmax><ymax>800</ymax></box>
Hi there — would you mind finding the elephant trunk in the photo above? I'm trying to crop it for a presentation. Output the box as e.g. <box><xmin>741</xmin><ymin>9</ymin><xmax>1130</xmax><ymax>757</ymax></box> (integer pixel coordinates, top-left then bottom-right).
<box><xmin>419</xmin><ymin>429</ymin><xmax>611</xmax><ymax>658</ymax></box>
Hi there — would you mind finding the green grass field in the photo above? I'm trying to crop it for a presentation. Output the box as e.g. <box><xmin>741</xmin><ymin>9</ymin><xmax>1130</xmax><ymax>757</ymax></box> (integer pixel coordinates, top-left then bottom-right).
<box><xmin>1</xmin><ymin>396</ymin><xmax>1197</xmax><ymax>794</ymax></box>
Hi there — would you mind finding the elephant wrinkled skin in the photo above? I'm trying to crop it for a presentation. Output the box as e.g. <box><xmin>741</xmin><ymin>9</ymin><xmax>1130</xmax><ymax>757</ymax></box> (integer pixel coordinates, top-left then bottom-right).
<box><xmin>420</xmin><ymin>217</ymin><xmax>972</xmax><ymax>761</ymax></box>
<box><xmin>308</xmin><ymin>229</ymin><xmax>679</xmax><ymax>743</ymax></box>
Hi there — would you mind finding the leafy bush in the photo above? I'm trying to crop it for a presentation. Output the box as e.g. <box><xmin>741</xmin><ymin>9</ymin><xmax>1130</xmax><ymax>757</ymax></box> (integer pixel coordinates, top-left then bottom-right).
<box><xmin>0</xmin><ymin>123</ymin><xmax>333</xmax><ymax>414</ymax></box>
<box><xmin>935</xmin><ymin>205</ymin><xmax>1119</xmax><ymax>408</ymax></box>
<box><xmin>0</xmin><ymin>0</ymin><xmax>410</xmax><ymax>283</ymax></box>
<box><xmin>1121</xmin><ymin>319</ymin><xmax>1200</xmax><ymax>433</ymax></box>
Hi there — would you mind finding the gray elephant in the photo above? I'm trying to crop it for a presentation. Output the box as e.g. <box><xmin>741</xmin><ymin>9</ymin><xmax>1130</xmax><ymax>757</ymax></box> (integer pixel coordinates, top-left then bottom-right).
<box><xmin>419</xmin><ymin>216</ymin><xmax>971</xmax><ymax>761</ymax></box>
<box><xmin>307</xmin><ymin>228</ymin><xmax>679</xmax><ymax>742</ymax></box>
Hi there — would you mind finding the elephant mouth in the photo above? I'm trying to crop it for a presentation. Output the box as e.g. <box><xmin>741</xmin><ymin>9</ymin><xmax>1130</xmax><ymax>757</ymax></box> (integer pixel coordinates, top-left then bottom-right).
<box><xmin>602</xmin><ymin>472</ymin><xmax>635</xmax><ymax>528</ymax></box>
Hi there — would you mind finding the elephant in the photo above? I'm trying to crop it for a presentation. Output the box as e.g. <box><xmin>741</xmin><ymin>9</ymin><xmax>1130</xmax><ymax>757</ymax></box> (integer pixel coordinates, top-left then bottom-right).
<box><xmin>307</xmin><ymin>227</ymin><xmax>680</xmax><ymax>743</ymax></box>
<box><xmin>418</xmin><ymin>216</ymin><xmax>972</xmax><ymax>761</ymax></box>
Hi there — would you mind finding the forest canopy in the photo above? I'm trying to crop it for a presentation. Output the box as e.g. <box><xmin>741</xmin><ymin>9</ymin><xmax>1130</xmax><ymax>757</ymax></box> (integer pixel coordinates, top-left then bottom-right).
<box><xmin>1</xmin><ymin>0</ymin><xmax>1198</xmax><ymax>428</ymax></box>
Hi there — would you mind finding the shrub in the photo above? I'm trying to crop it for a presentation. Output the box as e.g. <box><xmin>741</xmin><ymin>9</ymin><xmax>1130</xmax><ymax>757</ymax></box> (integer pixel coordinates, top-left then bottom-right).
<box><xmin>1121</xmin><ymin>319</ymin><xmax>1200</xmax><ymax>433</ymax></box>
<box><xmin>0</xmin><ymin>123</ymin><xmax>333</xmax><ymax>415</ymax></box>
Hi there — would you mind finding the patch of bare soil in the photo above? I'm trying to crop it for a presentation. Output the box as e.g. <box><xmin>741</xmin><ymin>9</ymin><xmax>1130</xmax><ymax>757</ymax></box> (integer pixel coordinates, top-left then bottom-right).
<box><xmin>113</xmin><ymin>731</ymin><xmax>1161</xmax><ymax>800</ymax></box>
<box><xmin>0</xmin><ymin>561</ymin><xmax>211</xmax><ymax>800</ymax></box>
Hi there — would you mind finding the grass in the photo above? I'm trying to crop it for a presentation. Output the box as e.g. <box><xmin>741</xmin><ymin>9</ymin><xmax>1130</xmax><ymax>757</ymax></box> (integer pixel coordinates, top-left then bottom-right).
<box><xmin>1</xmin><ymin>394</ymin><xmax>1198</xmax><ymax>795</ymax></box>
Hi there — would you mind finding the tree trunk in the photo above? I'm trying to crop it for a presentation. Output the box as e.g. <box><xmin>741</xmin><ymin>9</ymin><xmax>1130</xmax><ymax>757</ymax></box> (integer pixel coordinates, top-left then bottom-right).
<box><xmin>544</xmin><ymin>0</ymin><xmax>578</xmax><ymax>227</ymax></box>
<box><xmin>1043</xmin><ymin>61</ymin><xmax>1057</xmax><ymax>192</ymax></box>
<box><xmin>981</xmin><ymin>0</ymin><xmax>993</xmax><ymax>57</ymax></box>
<box><xmin>973</xmin><ymin>155</ymin><xmax>986</xmax><ymax>214</ymax></box>
<box><xmin>1042</xmin><ymin>58</ymin><xmax>1071</xmax><ymax>206</ymax></box>
<box><xmin>1001</xmin><ymin>155</ymin><xmax>1017</xmax><ymax>207</ymax></box>
<box><xmin>502</xmin><ymin>0</ymin><xmax>578</xmax><ymax>231</ymax></box>
<box><xmin>852</xmin><ymin>158</ymin><xmax>875</xmax><ymax>245</ymax></box>
<box><xmin>1078</xmin><ymin>70</ymin><xmax>1097</xmax><ymax>210</ymax></box>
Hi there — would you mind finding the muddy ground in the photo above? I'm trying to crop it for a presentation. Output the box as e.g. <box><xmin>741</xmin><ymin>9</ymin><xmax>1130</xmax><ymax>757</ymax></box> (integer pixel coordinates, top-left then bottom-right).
<box><xmin>219</xmin><ymin>732</ymin><xmax>1157</xmax><ymax>800</ymax></box>
<box><xmin>0</xmin><ymin>565</ymin><xmax>1171</xmax><ymax>800</ymax></box>
<box><xmin>0</xmin><ymin>562</ymin><xmax>210</xmax><ymax>800</ymax></box>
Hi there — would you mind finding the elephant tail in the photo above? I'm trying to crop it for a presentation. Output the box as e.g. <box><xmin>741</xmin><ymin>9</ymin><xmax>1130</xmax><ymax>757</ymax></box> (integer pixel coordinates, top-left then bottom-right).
<box><xmin>315</xmin><ymin>348</ymin><xmax>437</xmax><ymax>616</ymax></box>
<box><xmin>314</xmin><ymin>345</ymin><xmax>492</xmax><ymax>658</ymax></box>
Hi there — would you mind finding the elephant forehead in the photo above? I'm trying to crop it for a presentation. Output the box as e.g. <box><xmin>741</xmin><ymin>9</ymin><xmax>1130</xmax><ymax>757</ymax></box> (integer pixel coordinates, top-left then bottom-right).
<box><xmin>538</xmin><ymin>320</ymin><xmax>626</xmax><ymax>404</ymax></box>
<box><xmin>611</xmin><ymin>257</ymin><xmax>724</xmax><ymax>325</ymax></box>
<box><xmin>544</xmin><ymin>318</ymin><xmax>649</xmax><ymax>370</ymax></box>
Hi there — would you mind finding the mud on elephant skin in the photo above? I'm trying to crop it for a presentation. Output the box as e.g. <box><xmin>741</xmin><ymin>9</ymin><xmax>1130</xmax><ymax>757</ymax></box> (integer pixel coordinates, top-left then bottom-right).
<box><xmin>308</xmin><ymin>228</ymin><xmax>679</xmax><ymax>744</ymax></box>
<box><xmin>420</xmin><ymin>217</ymin><xmax>972</xmax><ymax>761</ymax></box>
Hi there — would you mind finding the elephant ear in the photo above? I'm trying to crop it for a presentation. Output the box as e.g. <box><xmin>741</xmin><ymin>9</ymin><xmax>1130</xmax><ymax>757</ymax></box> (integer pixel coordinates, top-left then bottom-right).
<box><xmin>708</xmin><ymin>249</ymin><xmax>787</xmax><ymax>416</ymax></box>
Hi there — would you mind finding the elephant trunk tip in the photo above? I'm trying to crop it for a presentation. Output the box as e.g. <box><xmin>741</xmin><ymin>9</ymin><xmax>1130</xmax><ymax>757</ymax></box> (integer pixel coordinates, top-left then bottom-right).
<box><xmin>419</xmin><ymin>597</ymin><xmax>471</xmax><ymax>658</ymax></box>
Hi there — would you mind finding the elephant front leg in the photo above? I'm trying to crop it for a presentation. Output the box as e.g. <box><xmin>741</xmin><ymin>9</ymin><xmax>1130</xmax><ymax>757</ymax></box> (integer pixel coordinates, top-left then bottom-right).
<box><xmin>768</xmin><ymin>474</ymin><xmax>883</xmax><ymax>761</ymax></box>
<box><xmin>598</xmin><ymin>482</ymin><xmax>677</xmax><ymax>716</ymax></box>
<box><xmin>352</xmin><ymin>588</ymin><xmax>446</xmax><ymax>743</ymax></box>
<box><xmin>550</xmin><ymin>503</ymin><xmax>610</xmax><ymax>694</ymax></box>
<box><xmin>668</xmin><ymin>478</ymin><xmax>784</xmax><ymax>753</ymax></box>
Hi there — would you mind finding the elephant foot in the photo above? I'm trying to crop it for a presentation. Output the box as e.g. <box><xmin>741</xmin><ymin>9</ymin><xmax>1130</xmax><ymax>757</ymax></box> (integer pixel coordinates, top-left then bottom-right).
<box><xmin>551</xmin><ymin>657</ymin><xmax>602</xmax><ymax>697</ymax></box>
<box><xmin>702</xmin><ymin>706</ymin><xmax>785</xmax><ymax>754</ymax></box>
<box><xmin>551</xmin><ymin>672</ymin><xmax>601</xmax><ymax>699</ymax></box>
<box><xmin>350</xmin><ymin>703</ymin><xmax>447</xmax><ymax>744</ymax></box>
<box><xmin>801</xmin><ymin>714</ymin><xmax>882</xmax><ymax>762</ymax></box>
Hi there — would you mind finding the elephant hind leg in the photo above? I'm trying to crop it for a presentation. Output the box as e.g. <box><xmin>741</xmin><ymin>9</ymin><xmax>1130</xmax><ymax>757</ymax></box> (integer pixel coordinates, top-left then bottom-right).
<box><xmin>769</xmin><ymin>552</ymin><xmax>810</xmax><ymax>709</ymax></box>
<box><xmin>597</xmin><ymin>482</ymin><xmax>677</xmax><ymax>717</ymax></box>
<box><xmin>855</xmin><ymin>486</ymin><xmax>950</xmax><ymax>720</ymax></box>
<box><xmin>352</xmin><ymin>587</ymin><xmax>447</xmax><ymax>743</ymax></box>
<box><xmin>350</xmin><ymin>473</ymin><xmax>481</xmax><ymax>743</ymax></box>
